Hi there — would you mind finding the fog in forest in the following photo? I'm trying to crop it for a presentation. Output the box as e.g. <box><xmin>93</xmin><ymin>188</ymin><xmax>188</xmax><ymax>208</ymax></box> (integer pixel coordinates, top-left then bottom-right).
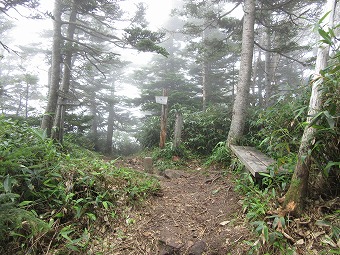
<box><xmin>0</xmin><ymin>0</ymin><xmax>335</xmax><ymax>155</ymax></box>
<box><xmin>1</xmin><ymin>1</ymin><xmax>339</xmax><ymax>254</ymax></box>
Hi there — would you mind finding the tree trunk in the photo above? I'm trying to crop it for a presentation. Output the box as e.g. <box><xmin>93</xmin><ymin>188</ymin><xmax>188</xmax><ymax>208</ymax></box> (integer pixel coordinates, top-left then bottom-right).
<box><xmin>25</xmin><ymin>80</ymin><xmax>29</xmax><ymax>118</ymax></box>
<box><xmin>106</xmin><ymin>103</ymin><xmax>115</xmax><ymax>155</ymax></box>
<box><xmin>90</xmin><ymin>96</ymin><xmax>100</xmax><ymax>151</ymax></box>
<box><xmin>264</xmin><ymin>29</ymin><xmax>280</xmax><ymax>108</ymax></box>
<box><xmin>252</xmin><ymin>35</ymin><xmax>263</xmax><ymax>106</ymax></box>
<box><xmin>227</xmin><ymin>0</ymin><xmax>255</xmax><ymax>145</ymax></box>
<box><xmin>106</xmin><ymin>83</ymin><xmax>115</xmax><ymax>155</ymax></box>
<box><xmin>16</xmin><ymin>93</ymin><xmax>23</xmax><ymax>116</ymax></box>
<box><xmin>202</xmin><ymin>60</ymin><xmax>210</xmax><ymax>112</ymax></box>
<box><xmin>53</xmin><ymin>0</ymin><xmax>78</xmax><ymax>143</ymax></box>
<box><xmin>41</xmin><ymin>0</ymin><xmax>62</xmax><ymax>137</ymax></box>
<box><xmin>264</xmin><ymin>27</ymin><xmax>271</xmax><ymax>106</ymax></box>
<box><xmin>283</xmin><ymin>0</ymin><xmax>336</xmax><ymax>216</ymax></box>
<box><xmin>202</xmin><ymin>27</ymin><xmax>212</xmax><ymax>112</ymax></box>
<box><xmin>173</xmin><ymin>111</ymin><xmax>183</xmax><ymax>149</ymax></box>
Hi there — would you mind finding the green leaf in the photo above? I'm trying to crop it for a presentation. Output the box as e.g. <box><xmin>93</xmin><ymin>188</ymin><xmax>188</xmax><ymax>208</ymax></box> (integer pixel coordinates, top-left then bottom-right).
<box><xmin>318</xmin><ymin>11</ymin><xmax>331</xmax><ymax>24</ymax></box>
<box><xmin>323</xmin><ymin>111</ymin><xmax>335</xmax><ymax>128</ymax></box>
<box><xmin>324</xmin><ymin>161</ymin><xmax>340</xmax><ymax>176</ymax></box>
<box><xmin>3</xmin><ymin>175</ymin><xmax>12</xmax><ymax>193</ymax></box>
<box><xmin>318</xmin><ymin>29</ymin><xmax>332</xmax><ymax>45</ymax></box>
<box><xmin>60</xmin><ymin>226</ymin><xmax>74</xmax><ymax>242</ymax></box>
<box><xmin>316</xmin><ymin>220</ymin><xmax>331</xmax><ymax>227</ymax></box>
<box><xmin>262</xmin><ymin>225</ymin><xmax>269</xmax><ymax>243</ymax></box>
<box><xmin>329</xmin><ymin>64</ymin><xmax>340</xmax><ymax>74</ymax></box>
<box><xmin>55</xmin><ymin>212</ymin><xmax>64</xmax><ymax>218</ymax></box>
<box><xmin>328</xmin><ymin>28</ymin><xmax>335</xmax><ymax>38</ymax></box>
<box><xmin>86</xmin><ymin>213</ymin><xmax>97</xmax><ymax>221</ymax></box>
<box><xmin>19</xmin><ymin>200</ymin><xmax>33</xmax><ymax>207</ymax></box>
<box><xmin>102</xmin><ymin>201</ymin><xmax>109</xmax><ymax>209</ymax></box>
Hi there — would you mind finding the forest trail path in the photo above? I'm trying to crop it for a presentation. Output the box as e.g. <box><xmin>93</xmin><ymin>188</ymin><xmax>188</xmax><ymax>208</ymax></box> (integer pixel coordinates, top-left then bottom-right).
<box><xmin>95</xmin><ymin>160</ymin><xmax>252</xmax><ymax>254</ymax></box>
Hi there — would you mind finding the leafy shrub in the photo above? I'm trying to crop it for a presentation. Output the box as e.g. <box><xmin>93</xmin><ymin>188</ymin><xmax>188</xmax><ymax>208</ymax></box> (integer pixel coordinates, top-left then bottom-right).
<box><xmin>246</xmin><ymin>91</ymin><xmax>309</xmax><ymax>158</ymax></box>
<box><xmin>151</xmin><ymin>142</ymin><xmax>191</xmax><ymax>171</ymax></box>
<box><xmin>182</xmin><ymin>106</ymin><xmax>231</xmax><ymax>155</ymax></box>
<box><xmin>205</xmin><ymin>141</ymin><xmax>232</xmax><ymax>166</ymax></box>
<box><xmin>138</xmin><ymin>105</ymin><xmax>231</xmax><ymax>155</ymax></box>
<box><xmin>137</xmin><ymin>116</ymin><xmax>161</xmax><ymax>149</ymax></box>
<box><xmin>0</xmin><ymin>116</ymin><xmax>160</xmax><ymax>254</ymax></box>
<box><xmin>233</xmin><ymin>165</ymin><xmax>292</xmax><ymax>254</ymax></box>
<box><xmin>309</xmin><ymin>49</ymin><xmax>340</xmax><ymax>195</ymax></box>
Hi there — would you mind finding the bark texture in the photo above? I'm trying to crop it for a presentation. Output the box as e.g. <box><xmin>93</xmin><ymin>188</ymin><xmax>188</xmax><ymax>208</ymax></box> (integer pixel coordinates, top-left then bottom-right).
<box><xmin>53</xmin><ymin>0</ymin><xmax>78</xmax><ymax>143</ymax></box>
<box><xmin>252</xmin><ymin>33</ymin><xmax>263</xmax><ymax>106</ymax></box>
<box><xmin>41</xmin><ymin>0</ymin><xmax>62</xmax><ymax>137</ymax></box>
<box><xmin>283</xmin><ymin>0</ymin><xmax>336</xmax><ymax>215</ymax></box>
<box><xmin>173</xmin><ymin>111</ymin><xmax>183</xmax><ymax>149</ymax></box>
<box><xmin>202</xmin><ymin>60</ymin><xmax>210</xmax><ymax>112</ymax></box>
<box><xmin>106</xmin><ymin>83</ymin><xmax>115</xmax><ymax>155</ymax></box>
<box><xmin>227</xmin><ymin>0</ymin><xmax>255</xmax><ymax>145</ymax></box>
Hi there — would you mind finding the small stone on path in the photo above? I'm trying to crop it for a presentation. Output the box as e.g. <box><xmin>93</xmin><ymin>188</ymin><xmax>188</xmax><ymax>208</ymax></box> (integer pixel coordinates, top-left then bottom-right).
<box><xmin>163</xmin><ymin>169</ymin><xmax>188</xmax><ymax>179</ymax></box>
<box><xmin>188</xmin><ymin>240</ymin><xmax>206</xmax><ymax>255</ymax></box>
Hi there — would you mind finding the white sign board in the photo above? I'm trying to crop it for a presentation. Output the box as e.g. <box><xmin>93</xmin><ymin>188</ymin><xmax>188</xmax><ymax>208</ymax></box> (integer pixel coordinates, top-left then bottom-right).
<box><xmin>155</xmin><ymin>96</ymin><xmax>168</xmax><ymax>105</ymax></box>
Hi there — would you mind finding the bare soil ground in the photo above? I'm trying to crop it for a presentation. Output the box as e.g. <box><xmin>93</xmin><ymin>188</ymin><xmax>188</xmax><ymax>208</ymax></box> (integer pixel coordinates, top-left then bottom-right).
<box><xmin>93</xmin><ymin>159</ymin><xmax>253</xmax><ymax>254</ymax></box>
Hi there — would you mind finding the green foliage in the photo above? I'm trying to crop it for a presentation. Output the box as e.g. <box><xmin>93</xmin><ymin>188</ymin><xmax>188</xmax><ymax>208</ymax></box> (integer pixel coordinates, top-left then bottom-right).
<box><xmin>0</xmin><ymin>116</ymin><xmax>160</xmax><ymax>253</ymax></box>
<box><xmin>153</xmin><ymin>142</ymin><xmax>190</xmax><ymax>160</ymax></box>
<box><xmin>124</xmin><ymin>27</ymin><xmax>169</xmax><ymax>57</ymax></box>
<box><xmin>183</xmin><ymin>106</ymin><xmax>231</xmax><ymax>155</ymax></box>
<box><xmin>309</xmin><ymin>49</ymin><xmax>340</xmax><ymax>194</ymax></box>
<box><xmin>0</xmin><ymin>193</ymin><xmax>49</xmax><ymax>241</ymax></box>
<box><xmin>151</xmin><ymin>143</ymin><xmax>191</xmax><ymax>171</ymax></box>
<box><xmin>205</xmin><ymin>141</ymin><xmax>232</xmax><ymax>166</ymax></box>
<box><xmin>138</xmin><ymin>106</ymin><xmax>231</xmax><ymax>155</ymax></box>
<box><xmin>233</xmin><ymin>169</ymin><xmax>292</xmax><ymax>254</ymax></box>
<box><xmin>237</xmin><ymin>20</ymin><xmax>340</xmax><ymax>254</ymax></box>
<box><xmin>234</xmin><ymin>171</ymin><xmax>273</xmax><ymax>220</ymax></box>
<box><xmin>137</xmin><ymin>116</ymin><xmax>160</xmax><ymax>149</ymax></box>
<box><xmin>247</xmin><ymin>91</ymin><xmax>308</xmax><ymax>158</ymax></box>
<box><xmin>306</xmin><ymin>22</ymin><xmax>340</xmax><ymax>195</ymax></box>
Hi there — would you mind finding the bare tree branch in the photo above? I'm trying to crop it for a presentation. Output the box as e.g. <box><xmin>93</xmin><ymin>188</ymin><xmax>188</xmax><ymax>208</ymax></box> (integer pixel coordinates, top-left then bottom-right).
<box><xmin>61</xmin><ymin>20</ymin><xmax>127</xmax><ymax>48</ymax></box>
<box><xmin>0</xmin><ymin>41</ymin><xmax>21</xmax><ymax>57</ymax></box>
<box><xmin>254</xmin><ymin>41</ymin><xmax>311</xmax><ymax>67</ymax></box>
<box><xmin>218</xmin><ymin>3</ymin><xmax>242</xmax><ymax>20</ymax></box>
<box><xmin>83</xmin><ymin>52</ymin><xmax>106</xmax><ymax>78</ymax></box>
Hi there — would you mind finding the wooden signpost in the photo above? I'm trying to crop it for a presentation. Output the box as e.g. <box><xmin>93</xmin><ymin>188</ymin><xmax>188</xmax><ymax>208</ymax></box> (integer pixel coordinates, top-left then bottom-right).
<box><xmin>156</xmin><ymin>88</ymin><xmax>168</xmax><ymax>149</ymax></box>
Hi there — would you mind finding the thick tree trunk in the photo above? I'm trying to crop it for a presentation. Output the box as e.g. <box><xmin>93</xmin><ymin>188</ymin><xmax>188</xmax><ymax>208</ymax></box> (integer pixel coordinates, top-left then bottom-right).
<box><xmin>227</xmin><ymin>0</ymin><xmax>255</xmax><ymax>145</ymax></box>
<box><xmin>53</xmin><ymin>0</ymin><xmax>78</xmax><ymax>143</ymax></box>
<box><xmin>41</xmin><ymin>0</ymin><xmax>62</xmax><ymax>137</ymax></box>
<box><xmin>202</xmin><ymin>60</ymin><xmax>210</xmax><ymax>112</ymax></box>
<box><xmin>283</xmin><ymin>0</ymin><xmax>336</xmax><ymax>215</ymax></box>
<box><xmin>173</xmin><ymin>111</ymin><xmax>183</xmax><ymax>149</ymax></box>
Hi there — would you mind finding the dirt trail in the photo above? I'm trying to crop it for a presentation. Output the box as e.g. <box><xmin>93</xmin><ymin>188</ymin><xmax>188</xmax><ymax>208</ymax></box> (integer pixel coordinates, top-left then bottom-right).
<box><xmin>94</xmin><ymin>164</ymin><xmax>252</xmax><ymax>254</ymax></box>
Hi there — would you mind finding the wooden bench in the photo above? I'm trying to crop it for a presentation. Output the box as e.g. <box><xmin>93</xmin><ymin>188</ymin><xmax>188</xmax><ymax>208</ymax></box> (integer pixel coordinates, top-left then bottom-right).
<box><xmin>230</xmin><ymin>145</ymin><xmax>276</xmax><ymax>178</ymax></box>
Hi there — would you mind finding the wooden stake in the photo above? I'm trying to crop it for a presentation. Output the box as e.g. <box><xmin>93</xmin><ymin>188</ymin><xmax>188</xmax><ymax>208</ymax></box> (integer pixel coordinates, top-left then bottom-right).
<box><xmin>159</xmin><ymin>88</ymin><xmax>168</xmax><ymax>149</ymax></box>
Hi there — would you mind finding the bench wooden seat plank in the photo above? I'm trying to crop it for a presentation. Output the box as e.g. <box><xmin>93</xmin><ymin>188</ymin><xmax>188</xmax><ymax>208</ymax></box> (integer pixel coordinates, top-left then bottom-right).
<box><xmin>230</xmin><ymin>145</ymin><xmax>275</xmax><ymax>178</ymax></box>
